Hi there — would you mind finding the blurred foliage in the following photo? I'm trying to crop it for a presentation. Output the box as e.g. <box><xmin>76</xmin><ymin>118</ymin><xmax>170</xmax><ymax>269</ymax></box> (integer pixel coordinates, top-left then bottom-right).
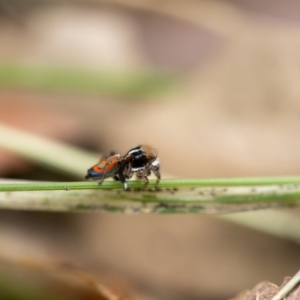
<box><xmin>0</xmin><ymin>63</ymin><xmax>180</xmax><ymax>98</ymax></box>
<box><xmin>0</xmin><ymin>276</ymin><xmax>61</xmax><ymax>300</ymax></box>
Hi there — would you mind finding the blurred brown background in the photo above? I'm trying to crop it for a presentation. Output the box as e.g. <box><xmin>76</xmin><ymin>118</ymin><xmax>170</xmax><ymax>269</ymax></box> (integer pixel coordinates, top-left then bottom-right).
<box><xmin>0</xmin><ymin>0</ymin><xmax>300</xmax><ymax>299</ymax></box>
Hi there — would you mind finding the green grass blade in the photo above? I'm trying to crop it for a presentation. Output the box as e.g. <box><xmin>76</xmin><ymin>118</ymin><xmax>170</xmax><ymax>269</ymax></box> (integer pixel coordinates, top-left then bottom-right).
<box><xmin>0</xmin><ymin>63</ymin><xmax>178</xmax><ymax>97</ymax></box>
<box><xmin>0</xmin><ymin>123</ymin><xmax>98</xmax><ymax>177</ymax></box>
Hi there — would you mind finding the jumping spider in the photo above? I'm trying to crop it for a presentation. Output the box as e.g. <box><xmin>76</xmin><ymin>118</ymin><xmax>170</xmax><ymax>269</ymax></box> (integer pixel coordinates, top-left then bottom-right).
<box><xmin>85</xmin><ymin>145</ymin><xmax>160</xmax><ymax>190</ymax></box>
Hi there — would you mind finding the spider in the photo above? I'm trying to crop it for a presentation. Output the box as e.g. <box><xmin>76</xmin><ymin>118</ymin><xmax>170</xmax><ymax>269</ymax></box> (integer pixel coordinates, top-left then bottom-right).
<box><xmin>85</xmin><ymin>145</ymin><xmax>160</xmax><ymax>190</ymax></box>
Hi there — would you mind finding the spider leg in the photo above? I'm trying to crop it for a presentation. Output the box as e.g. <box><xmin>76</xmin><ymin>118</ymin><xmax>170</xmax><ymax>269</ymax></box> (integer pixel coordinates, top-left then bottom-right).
<box><xmin>124</xmin><ymin>163</ymin><xmax>134</xmax><ymax>179</ymax></box>
<box><xmin>98</xmin><ymin>160</ymin><xmax>108</xmax><ymax>185</ymax></box>
<box><xmin>117</xmin><ymin>159</ymin><xmax>132</xmax><ymax>190</ymax></box>
<box><xmin>119</xmin><ymin>156</ymin><xmax>135</xmax><ymax>190</ymax></box>
<box><xmin>117</xmin><ymin>168</ymin><xmax>128</xmax><ymax>189</ymax></box>
<box><xmin>136</xmin><ymin>168</ymin><xmax>149</xmax><ymax>189</ymax></box>
<box><xmin>150</xmin><ymin>159</ymin><xmax>161</xmax><ymax>188</ymax></box>
<box><xmin>99</xmin><ymin>154</ymin><xmax>120</xmax><ymax>184</ymax></box>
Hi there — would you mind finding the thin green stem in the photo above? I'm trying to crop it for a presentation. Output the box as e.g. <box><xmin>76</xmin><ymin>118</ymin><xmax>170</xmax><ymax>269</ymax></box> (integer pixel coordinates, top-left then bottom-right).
<box><xmin>0</xmin><ymin>177</ymin><xmax>300</xmax><ymax>192</ymax></box>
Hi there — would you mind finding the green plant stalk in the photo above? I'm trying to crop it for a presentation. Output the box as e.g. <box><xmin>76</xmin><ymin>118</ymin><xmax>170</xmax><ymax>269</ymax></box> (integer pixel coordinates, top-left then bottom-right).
<box><xmin>0</xmin><ymin>177</ymin><xmax>300</xmax><ymax>191</ymax></box>
<box><xmin>0</xmin><ymin>179</ymin><xmax>300</xmax><ymax>214</ymax></box>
